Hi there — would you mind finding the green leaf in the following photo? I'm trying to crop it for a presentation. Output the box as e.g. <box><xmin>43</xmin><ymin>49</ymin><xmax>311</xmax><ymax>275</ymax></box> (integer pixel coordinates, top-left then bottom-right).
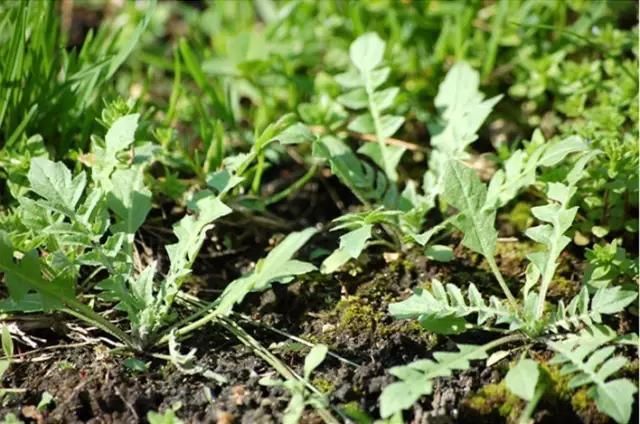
<box><xmin>321</xmin><ymin>224</ymin><xmax>372</xmax><ymax>274</ymax></box>
<box><xmin>349</xmin><ymin>32</ymin><xmax>385</xmax><ymax>73</ymax></box>
<box><xmin>419</xmin><ymin>313</ymin><xmax>467</xmax><ymax>334</ymax></box>
<box><xmin>1</xmin><ymin>326</ymin><xmax>13</xmax><ymax>359</ymax></box>
<box><xmin>593</xmin><ymin>380</ymin><xmax>637</xmax><ymax>424</ymax></box>
<box><xmin>107</xmin><ymin>168</ymin><xmax>151</xmax><ymax>234</ymax></box>
<box><xmin>27</xmin><ymin>158</ymin><xmax>86</xmax><ymax>212</ymax></box>
<box><xmin>147</xmin><ymin>409</ymin><xmax>184</xmax><ymax>424</ymax></box>
<box><xmin>379</xmin><ymin>379</ymin><xmax>431</xmax><ymax>419</ymax></box>
<box><xmin>347</xmin><ymin>113</ymin><xmax>375</xmax><ymax>134</ymax></box>
<box><xmin>380</xmin><ymin>343</ymin><xmax>491</xmax><ymax>418</ymax></box>
<box><xmin>538</xmin><ymin>135</ymin><xmax>588</xmax><ymax>167</ymax></box>
<box><xmin>505</xmin><ymin>358</ymin><xmax>540</xmax><ymax>401</ymax></box>
<box><xmin>303</xmin><ymin>344</ymin><xmax>328</xmax><ymax>380</ymax></box>
<box><xmin>357</xmin><ymin>143</ymin><xmax>405</xmax><ymax>176</ymax></box>
<box><xmin>275</xmin><ymin>123</ymin><xmax>315</xmax><ymax>145</ymax></box>
<box><xmin>389</xmin><ymin>280</ymin><xmax>516</xmax><ymax>330</ymax></box>
<box><xmin>548</xmin><ymin>326</ymin><xmax>636</xmax><ymax>424</ymax></box>
<box><xmin>338</xmin><ymin>88</ymin><xmax>368</xmax><ymax>109</ymax></box>
<box><xmin>591</xmin><ymin>286</ymin><xmax>637</xmax><ymax>315</ymax></box>
<box><xmin>105</xmin><ymin>114</ymin><xmax>140</xmax><ymax>154</ymax></box>
<box><xmin>215</xmin><ymin>228</ymin><xmax>317</xmax><ymax>315</ymax></box>
<box><xmin>442</xmin><ymin>161</ymin><xmax>496</xmax><ymax>257</ymax></box>
<box><xmin>283</xmin><ymin>392</ymin><xmax>305</xmax><ymax>424</ymax></box>
<box><xmin>424</xmin><ymin>245</ymin><xmax>454</xmax><ymax>262</ymax></box>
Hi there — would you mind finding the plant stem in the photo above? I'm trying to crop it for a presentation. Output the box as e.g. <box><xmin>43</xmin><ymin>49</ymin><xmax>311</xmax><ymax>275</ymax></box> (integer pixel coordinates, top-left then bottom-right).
<box><xmin>483</xmin><ymin>332</ymin><xmax>526</xmax><ymax>351</ymax></box>
<box><xmin>251</xmin><ymin>152</ymin><xmax>266</xmax><ymax>194</ymax></box>
<box><xmin>486</xmin><ymin>257</ymin><xmax>519</xmax><ymax>311</ymax></box>
<box><xmin>364</xmin><ymin>74</ymin><xmax>393</xmax><ymax>181</ymax></box>
<box><xmin>518</xmin><ymin>380</ymin><xmax>546</xmax><ymax>424</ymax></box>
<box><xmin>265</xmin><ymin>164</ymin><xmax>317</xmax><ymax>205</ymax></box>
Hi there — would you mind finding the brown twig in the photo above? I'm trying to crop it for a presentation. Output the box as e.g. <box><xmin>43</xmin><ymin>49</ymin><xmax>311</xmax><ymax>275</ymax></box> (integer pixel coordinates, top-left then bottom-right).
<box><xmin>310</xmin><ymin>125</ymin><xmax>426</xmax><ymax>152</ymax></box>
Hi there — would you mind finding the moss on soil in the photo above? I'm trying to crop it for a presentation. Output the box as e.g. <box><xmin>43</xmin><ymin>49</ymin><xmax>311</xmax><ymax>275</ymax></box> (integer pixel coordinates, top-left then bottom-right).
<box><xmin>463</xmin><ymin>381</ymin><xmax>523</xmax><ymax>422</ymax></box>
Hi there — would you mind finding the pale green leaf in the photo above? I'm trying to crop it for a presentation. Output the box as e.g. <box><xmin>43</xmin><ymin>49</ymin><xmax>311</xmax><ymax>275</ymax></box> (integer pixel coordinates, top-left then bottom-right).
<box><xmin>105</xmin><ymin>114</ymin><xmax>140</xmax><ymax>154</ymax></box>
<box><xmin>591</xmin><ymin>286</ymin><xmax>637</xmax><ymax>315</ymax></box>
<box><xmin>215</xmin><ymin>228</ymin><xmax>317</xmax><ymax>315</ymax></box>
<box><xmin>283</xmin><ymin>392</ymin><xmax>305</xmax><ymax>424</ymax></box>
<box><xmin>321</xmin><ymin>224</ymin><xmax>372</xmax><ymax>274</ymax></box>
<box><xmin>349</xmin><ymin>32</ymin><xmax>385</xmax><ymax>73</ymax></box>
<box><xmin>107</xmin><ymin>168</ymin><xmax>151</xmax><ymax>234</ymax></box>
<box><xmin>538</xmin><ymin>136</ymin><xmax>588</xmax><ymax>167</ymax></box>
<box><xmin>379</xmin><ymin>380</ymin><xmax>431</xmax><ymax>419</ymax></box>
<box><xmin>303</xmin><ymin>344</ymin><xmax>328</xmax><ymax>380</ymax></box>
<box><xmin>348</xmin><ymin>113</ymin><xmax>375</xmax><ymax>134</ymax></box>
<box><xmin>1</xmin><ymin>326</ymin><xmax>13</xmax><ymax>358</ymax></box>
<box><xmin>275</xmin><ymin>123</ymin><xmax>315</xmax><ymax>145</ymax></box>
<box><xmin>338</xmin><ymin>88</ymin><xmax>368</xmax><ymax>109</ymax></box>
<box><xmin>505</xmin><ymin>358</ymin><xmax>540</xmax><ymax>401</ymax></box>
<box><xmin>593</xmin><ymin>380</ymin><xmax>637</xmax><ymax>424</ymax></box>
<box><xmin>27</xmin><ymin>158</ymin><xmax>86</xmax><ymax>212</ymax></box>
<box><xmin>378</xmin><ymin>115</ymin><xmax>404</xmax><ymax>138</ymax></box>
<box><xmin>442</xmin><ymin>160</ymin><xmax>496</xmax><ymax>257</ymax></box>
<box><xmin>425</xmin><ymin>245</ymin><xmax>454</xmax><ymax>262</ymax></box>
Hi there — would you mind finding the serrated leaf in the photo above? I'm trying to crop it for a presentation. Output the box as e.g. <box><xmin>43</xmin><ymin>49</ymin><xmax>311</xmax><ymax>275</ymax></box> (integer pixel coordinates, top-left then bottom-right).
<box><xmin>380</xmin><ymin>342</ymin><xmax>492</xmax><ymax>417</ymax></box>
<box><xmin>505</xmin><ymin>358</ymin><xmax>540</xmax><ymax>401</ymax></box>
<box><xmin>214</xmin><ymin>228</ymin><xmax>317</xmax><ymax>315</ymax></box>
<box><xmin>321</xmin><ymin>224</ymin><xmax>372</xmax><ymax>274</ymax></box>
<box><xmin>591</xmin><ymin>286</ymin><xmax>637</xmax><ymax>315</ymax></box>
<box><xmin>107</xmin><ymin>167</ymin><xmax>151</xmax><ymax>235</ymax></box>
<box><xmin>442</xmin><ymin>161</ymin><xmax>496</xmax><ymax>257</ymax></box>
<box><xmin>379</xmin><ymin>380</ymin><xmax>431</xmax><ymax>419</ymax></box>
<box><xmin>27</xmin><ymin>158</ymin><xmax>86</xmax><ymax>212</ymax></box>
<box><xmin>548</xmin><ymin>326</ymin><xmax>636</xmax><ymax>424</ymax></box>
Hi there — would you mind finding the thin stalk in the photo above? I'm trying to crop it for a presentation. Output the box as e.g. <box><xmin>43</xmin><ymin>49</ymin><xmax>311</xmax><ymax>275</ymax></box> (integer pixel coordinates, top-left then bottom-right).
<box><xmin>220</xmin><ymin>317</ymin><xmax>342</xmax><ymax>424</ymax></box>
<box><xmin>155</xmin><ymin>302</ymin><xmax>220</xmax><ymax>346</ymax></box>
<box><xmin>265</xmin><ymin>165</ymin><xmax>317</xmax><ymax>205</ymax></box>
<box><xmin>518</xmin><ymin>384</ymin><xmax>545</xmax><ymax>424</ymax></box>
<box><xmin>482</xmin><ymin>332</ymin><xmax>526</xmax><ymax>351</ymax></box>
<box><xmin>534</xmin><ymin>251</ymin><xmax>559</xmax><ymax>320</ymax></box>
<box><xmin>62</xmin><ymin>307</ymin><xmax>135</xmax><ymax>350</ymax></box>
<box><xmin>486</xmin><ymin>257</ymin><xmax>519</xmax><ymax>311</ymax></box>
<box><xmin>251</xmin><ymin>153</ymin><xmax>266</xmax><ymax>194</ymax></box>
<box><xmin>233</xmin><ymin>313</ymin><xmax>360</xmax><ymax>368</ymax></box>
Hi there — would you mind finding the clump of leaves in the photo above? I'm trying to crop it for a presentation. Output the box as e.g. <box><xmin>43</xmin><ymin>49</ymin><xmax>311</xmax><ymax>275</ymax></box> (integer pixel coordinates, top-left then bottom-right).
<box><xmin>0</xmin><ymin>108</ymin><xmax>317</xmax><ymax>350</ymax></box>
<box><xmin>316</xmin><ymin>55</ymin><xmax>503</xmax><ymax>274</ymax></box>
<box><xmin>381</xmin><ymin>150</ymin><xmax>638</xmax><ymax>422</ymax></box>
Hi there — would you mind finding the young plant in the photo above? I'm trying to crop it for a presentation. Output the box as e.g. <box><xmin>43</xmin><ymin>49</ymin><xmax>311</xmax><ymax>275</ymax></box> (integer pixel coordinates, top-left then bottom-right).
<box><xmin>259</xmin><ymin>344</ymin><xmax>329</xmax><ymax>424</ymax></box>
<box><xmin>381</xmin><ymin>147</ymin><xmax>638</xmax><ymax>422</ymax></box>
